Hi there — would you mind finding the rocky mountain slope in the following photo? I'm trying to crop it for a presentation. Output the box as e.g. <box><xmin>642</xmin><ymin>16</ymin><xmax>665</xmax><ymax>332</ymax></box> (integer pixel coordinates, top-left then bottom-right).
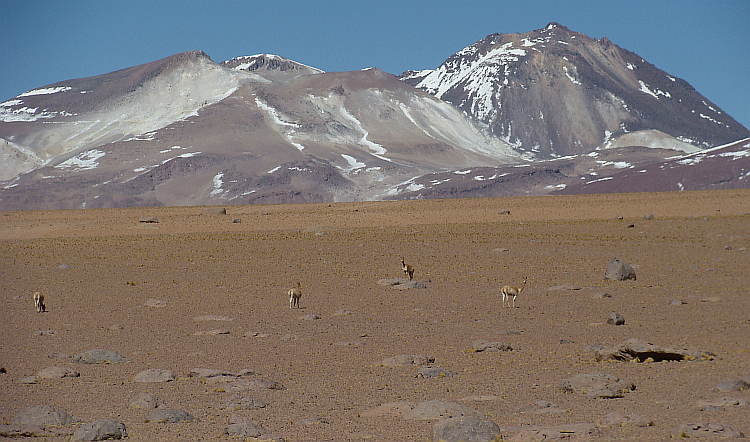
<box><xmin>0</xmin><ymin>24</ymin><xmax>748</xmax><ymax>210</ymax></box>
<box><xmin>401</xmin><ymin>23</ymin><xmax>748</xmax><ymax>158</ymax></box>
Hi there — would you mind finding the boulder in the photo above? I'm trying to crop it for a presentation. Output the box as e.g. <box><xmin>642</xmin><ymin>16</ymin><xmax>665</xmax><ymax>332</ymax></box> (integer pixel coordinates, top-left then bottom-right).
<box><xmin>380</xmin><ymin>354</ymin><xmax>435</xmax><ymax>367</ymax></box>
<box><xmin>606</xmin><ymin>312</ymin><xmax>625</xmax><ymax>325</ymax></box>
<box><xmin>672</xmin><ymin>422</ymin><xmax>745</xmax><ymax>439</ymax></box>
<box><xmin>11</xmin><ymin>405</ymin><xmax>80</xmax><ymax>426</ymax></box>
<box><xmin>36</xmin><ymin>366</ymin><xmax>80</xmax><ymax>379</ymax></box>
<box><xmin>226</xmin><ymin>414</ymin><xmax>282</xmax><ymax>440</ymax></box>
<box><xmin>696</xmin><ymin>397</ymin><xmax>748</xmax><ymax>411</ymax></box>
<box><xmin>560</xmin><ymin>372</ymin><xmax>635</xmax><ymax>398</ymax></box>
<box><xmin>714</xmin><ymin>377</ymin><xmax>750</xmax><ymax>392</ymax></box>
<box><xmin>402</xmin><ymin>400</ymin><xmax>481</xmax><ymax>420</ymax></box>
<box><xmin>133</xmin><ymin>368</ymin><xmax>175</xmax><ymax>383</ymax></box>
<box><xmin>469</xmin><ymin>340</ymin><xmax>513</xmax><ymax>353</ymax></box>
<box><xmin>129</xmin><ymin>392</ymin><xmax>166</xmax><ymax>410</ymax></box>
<box><xmin>604</xmin><ymin>258</ymin><xmax>636</xmax><ymax>281</ymax></box>
<box><xmin>499</xmin><ymin>423</ymin><xmax>600</xmax><ymax>441</ymax></box>
<box><xmin>145</xmin><ymin>408</ymin><xmax>199</xmax><ymax>423</ymax></box>
<box><xmin>71</xmin><ymin>349</ymin><xmax>129</xmax><ymax>364</ymax></box>
<box><xmin>433</xmin><ymin>415</ymin><xmax>501</xmax><ymax>442</ymax></box>
<box><xmin>593</xmin><ymin>338</ymin><xmax>714</xmax><ymax>362</ymax></box>
<box><xmin>71</xmin><ymin>419</ymin><xmax>127</xmax><ymax>441</ymax></box>
<box><xmin>416</xmin><ymin>367</ymin><xmax>457</xmax><ymax>378</ymax></box>
<box><xmin>225</xmin><ymin>393</ymin><xmax>267</xmax><ymax>411</ymax></box>
<box><xmin>597</xmin><ymin>411</ymin><xmax>653</xmax><ymax>427</ymax></box>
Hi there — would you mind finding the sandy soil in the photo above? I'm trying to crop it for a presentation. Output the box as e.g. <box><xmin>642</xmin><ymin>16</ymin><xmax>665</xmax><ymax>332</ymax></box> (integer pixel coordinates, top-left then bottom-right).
<box><xmin>1</xmin><ymin>189</ymin><xmax>749</xmax><ymax>441</ymax></box>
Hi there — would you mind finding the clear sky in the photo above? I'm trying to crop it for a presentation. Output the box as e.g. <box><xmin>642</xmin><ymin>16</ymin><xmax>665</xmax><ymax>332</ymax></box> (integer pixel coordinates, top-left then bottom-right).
<box><xmin>2</xmin><ymin>0</ymin><xmax>748</xmax><ymax>129</ymax></box>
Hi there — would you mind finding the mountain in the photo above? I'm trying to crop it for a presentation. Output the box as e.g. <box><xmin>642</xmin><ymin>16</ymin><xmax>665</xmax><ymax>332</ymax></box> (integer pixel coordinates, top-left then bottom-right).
<box><xmin>1</xmin><ymin>24</ymin><xmax>748</xmax><ymax>210</ymax></box>
<box><xmin>0</xmin><ymin>52</ymin><xmax>518</xmax><ymax>209</ymax></box>
<box><xmin>401</xmin><ymin>23</ymin><xmax>748</xmax><ymax>158</ymax></box>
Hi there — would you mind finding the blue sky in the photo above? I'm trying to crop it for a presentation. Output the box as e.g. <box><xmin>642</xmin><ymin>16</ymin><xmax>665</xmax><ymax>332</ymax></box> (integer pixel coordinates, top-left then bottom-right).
<box><xmin>2</xmin><ymin>0</ymin><xmax>748</xmax><ymax>129</ymax></box>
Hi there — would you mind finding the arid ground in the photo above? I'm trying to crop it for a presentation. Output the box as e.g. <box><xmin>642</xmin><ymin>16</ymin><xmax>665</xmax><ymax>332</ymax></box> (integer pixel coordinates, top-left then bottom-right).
<box><xmin>1</xmin><ymin>190</ymin><xmax>749</xmax><ymax>441</ymax></box>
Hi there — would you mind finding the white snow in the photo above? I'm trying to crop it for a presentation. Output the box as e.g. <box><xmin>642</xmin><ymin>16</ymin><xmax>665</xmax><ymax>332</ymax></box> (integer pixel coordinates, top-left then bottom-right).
<box><xmin>255</xmin><ymin>96</ymin><xmax>306</xmax><ymax>151</ymax></box>
<box><xmin>210</xmin><ymin>172</ymin><xmax>224</xmax><ymax>196</ymax></box>
<box><xmin>55</xmin><ymin>149</ymin><xmax>105</xmax><ymax>171</ymax></box>
<box><xmin>18</xmin><ymin>86</ymin><xmax>72</xmax><ymax>97</ymax></box>
<box><xmin>585</xmin><ymin>176</ymin><xmax>614</xmax><ymax>184</ymax></box>
<box><xmin>268</xmin><ymin>165</ymin><xmax>281</xmax><ymax>174</ymax></box>
<box><xmin>340</xmin><ymin>154</ymin><xmax>366</xmax><ymax>171</ymax></box>
<box><xmin>638</xmin><ymin>80</ymin><xmax>671</xmax><ymax>99</ymax></box>
<box><xmin>338</xmin><ymin>107</ymin><xmax>389</xmax><ymax>161</ymax></box>
<box><xmin>563</xmin><ymin>66</ymin><xmax>581</xmax><ymax>85</ymax></box>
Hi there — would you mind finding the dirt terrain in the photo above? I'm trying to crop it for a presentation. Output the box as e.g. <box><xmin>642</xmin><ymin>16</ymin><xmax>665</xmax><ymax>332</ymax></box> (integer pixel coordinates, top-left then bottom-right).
<box><xmin>1</xmin><ymin>190</ymin><xmax>749</xmax><ymax>441</ymax></box>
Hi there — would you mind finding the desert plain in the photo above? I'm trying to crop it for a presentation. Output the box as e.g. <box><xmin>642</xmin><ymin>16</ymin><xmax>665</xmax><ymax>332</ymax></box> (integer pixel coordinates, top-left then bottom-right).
<box><xmin>1</xmin><ymin>189</ymin><xmax>749</xmax><ymax>441</ymax></box>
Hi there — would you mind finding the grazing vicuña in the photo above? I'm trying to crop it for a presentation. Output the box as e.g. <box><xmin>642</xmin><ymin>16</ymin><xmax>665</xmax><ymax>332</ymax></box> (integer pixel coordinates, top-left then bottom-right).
<box><xmin>501</xmin><ymin>276</ymin><xmax>527</xmax><ymax>308</ymax></box>
<box><xmin>33</xmin><ymin>291</ymin><xmax>46</xmax><ymax>313</ymax></box>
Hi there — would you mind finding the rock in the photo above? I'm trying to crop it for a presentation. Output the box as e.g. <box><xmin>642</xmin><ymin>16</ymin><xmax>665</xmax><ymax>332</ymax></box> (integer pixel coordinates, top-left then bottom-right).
<box><xmin>518</xmin><ymin>400</ymin><xmax>565</xmax><ymax>414</ymax></box>
<box><xmin>468</xmin><ymin>340</ymin><xmax>513</xmax><ymax>352</ymax></box>
<box><xmin>670</xmin><ymin>299</ymin><xmax>687</xmax><ymax>306</ymax></box>
<box><xmin>72</xmin><ymin>419</ymin><xmax>127</xmax><ymax>441</ymax></box>
<box><xmin>139</xmin><ymin>217</ymin><xmax>159</xmax><ymax>223</ymax></box>
<box><xmin>593</xmin><ymin>338</ymin><xmax>715</xmax><ymax>362</ymax></box>
<box><xmin>295</xmin><ymin>416</ymin><xmax>329</xmax><ymax>426</ymax></box>
<box><xmin>193</xmin><ymin>329</ymin><xmax>230</xmax><ymax>335</ymax></box>
<box><xmin>377</xmin><ymin>278</ymin><xmax>426</xmax><ymax>289</ymax></box>
<box><xmin>232</xmin><ymin>218</ymin><xmax>242</xmax><ymax>223</ymax></box>
<box><xmin>71</xmin><ymin>349</ymin><xmax>129</xmax><ymax>364</ymax></box>
<box><xmin>33</xmin><ymin>329</ymin><xmax>58</xmax><ymax>336</ymax></box>
<box><xmin>547</xmin><ymin>284</ymin><xmax>581</xmax><ymax>291</ymax></box>
<box><xmin>402</xmin><ymin>400</ymin><xmax>481</xmax><ymax>420</ymax></box>
<box><xmin>697</xmin><ymin>397</ymin><xmax>749</xmax><ymax>411</ymax></box>
<box><xmin>416</xmin><ymin>367</ymin><xmax>457</xmax><ymax>378</ymax></box>
<box><xmin>560</xmin><ymin>372</ymin><xmax>635</xmax><ymax>398</ymax></box>
<box><xmin>499</xmin><ymin>210</ymin><xmax>511</xmax><ymax>215</ymax></box>
<box><xmin>606</xmin><ymin>312</ymin><xmax>625</xmax><ymax>325</ymax></box>
<box><xmin>226</xmin><ymin>393</ymin><xmax>267</xmax><ymax>411</ymax></box>
<box><xmin>12</xmin><ymin>404</ymin><xmax>80</xmax><ymax>426</ymax></box>
<box><xmin>36</xmin><ymin>366</ymin><xmax>80</xmax><ymax>379</ymax></box>
<box><xmin>145</xmin><ymin>408</ymin><xmax>199</xmax><ymax>423</ymax></box>
<box><xmin>129</xmin><ymin>392</ymin><xmax>166</xmax><ymax>410</ymax></box>
<box><xmin>189</xmin><ymin>367</ymin><xmax>235</xmax><ymax>378</ymax></box>
<box><xmin>300</xmin><ymin>313</ymin><xmax>321</xmax><ymax>320</ymax></box>
<box><xmin>380</xmin><ymin>354</ymin><xmax>435</xmax><ymax>367</ymax></box>
<box><xmin>202</xmin><ymin>207</ymin><xmax>226</xmax><ymax>215</ymax></box>
<box><xmin>433</xmin><ymin>415</ymin><xmax>501</xmax><ymax>442</ymax></box>
<box><xmin>714</xmin><ymin>377</ymin><xmax>750</xmax><ymax>392</ymax></box>
<box><xmin>644</xmin><ymin>214</ymin><xmax>655</xmax><ymax>220</ymax></box>
<box><xmin>0</xmin><ymin>424</ymin><xmax>72</xmax><ymax>438</ymax></box>
<box><xmin>592</xmin><ymin>292</ymin><xmax>612</xmax><ymax>299</ymax></box>
<box><xmin>144</xmin><ymin>299</ymin><xmax>167</xmax><ymax>307</ymax></box>
<box><xmin>499</xmin><ymin>423</ymin><xmax>600</xmax><ymax>441</ymax></box>
<box><xmin>672</xmin><ymin>422</ymin><xmax>745</xmax><ymax>439</ymax></box>
<box><xmin>133</xmin><ymin>368</ymin><xmax>175</xmax><ymax>383</ymax></box>
<box><xmin>605</xmin><ymin>258</ymin><xmax>636</xmax><ymax>280</ymax></box>
<box><xmin>226</xmin><ymin>414</ymin><xmax>282</xmax><ymax>440</ymax></box>
<box><xmin>227</xmin><ymin>378</ymin><xmax>285</xmax><ymax>391</ymax></box>
<box><xmin>333</xmin><ymin>309</ymin><xmax>354</xmax><ymax>316</ymax></box>
<box><xmin>360</xmin><ymin>401</ymin><xmax>415</xmax><ymax>418</ymax></box>
<box><xmin>598</xmin><ymin>411</ymin><xmax>653</xmax><ymax>427</ymax></box>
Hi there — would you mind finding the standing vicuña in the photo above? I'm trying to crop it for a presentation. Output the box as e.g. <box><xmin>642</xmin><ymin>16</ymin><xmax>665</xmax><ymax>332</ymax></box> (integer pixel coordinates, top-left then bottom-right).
<box><xmin>501</xmin><ymin>276</ymin><xmax>527</xmax><ymax>308</ymax></box>
<box><xmin>288</xmin><ymin>282</ymin><xmax>302</xmax><ymax>309</ymax></box>
<box><xmin>401</xmin><ymin>257</ymin><xmax>415</xmax><ymax>281</ymax></box>
<box><xmin>33</xmin><ymin>291</ymin><xmax>46</xmax><ymax>313</ymax></box>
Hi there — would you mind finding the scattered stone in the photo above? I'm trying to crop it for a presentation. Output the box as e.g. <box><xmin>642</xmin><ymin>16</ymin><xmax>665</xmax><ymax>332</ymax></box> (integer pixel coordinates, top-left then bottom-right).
<box><xmin>228</xmin><ymin>378</ymin><xmax>285</xmax><ymax>391</ymax></box>
<box><xmin>244</xmin><ymin>331</ymin><xmax>270</xmax><ymax>338</ymax></box>
<box><xmin>232</xmin><ymin>218</ymin><xmax>242</xmax><ymax>223</ymax></box>
<box><xmin>499</xmin><ymin>209</ymin><xmax>511</xmax><ymax>215</ymax></box>
<box><xmin>133</xmin><ymin>368</ymin><xmax>175</xmax><ymax>383</ymax></box>
<box><xmin>459</xmin><ymin>395</ymin><xmax>504</xmax><ymax>402</ymax></box>
<box><xmin>334</xmin><ymin>340</ymin><xmax>364</xmax><ymax>347</ymax></box>
<box><xmin>360</xmin><ymin>401</ymin><xmax>415</xmax><ymax>418</ymax></box>
<box><xmin>300</xmin><ymin>313</ymin><xmax>321</xmax><ymax>320</ymax></box>
<box><xmin>518</xmin><ymin>400</ymin><xmax>565</xmax><ymax>414</ymax></box>
<box><xmin>605</xmin><ymin>258</ymin><xmax>637</xmax><ymax>281</ymax></box>
<box><xmin>36</xmin><ymin>366</ymin><xmax>80</xmax><ymax>379</ymax></box>
<box><xmin>714</xmin><ymin>377</ymin><xmax>750</xmax><ymax>392</ymax></box>
<box><xmin>71</xmin><ymin>349</ymin><xmax>129</xmax><ymax>364</ymax></box>
<box><xmin>226</xmin><ymin>413</ymin><xmax>282</xmax><ymax>440</ymax></box>
<box><xmin>129</xmin><ymin>392</ymin><xmax>166</xmax><ymax>410</ymax></box>
<box><xmin>189</xmin><ymin>367</ymin><xmax>235</xmax><ymax>378</ymax></box>
<box><xmin>598</xmin><ymin>411</ymin><xmax>653</xmax><ymax>427</ymax></box>
<box><xmin>593</xmin><ymin>338</ymin><xmax>715</xmax><ymax>362</ymax></box>
<box><xmin>144</xmin><ymin>299</ymin><xmax>167</xmax><ymax>307</ymax></box>
<box><xmin>592</xmin><ymin>292</ymin><xmax>612</xmax><ymax>299</ymax></box>
<box><xmin>670</xmin><ymin>299</ymin><xmax>687</xmax><ymax>306</ymax></box>
<box><xmin>377</xmin><ymin>278</ymin><xmax>426</xmax><ymax>289</ymax></box>
<box><xmin>139</xmin><ymin>217</ymin><xmax>159</xmax><ymax>223</ymax></box>
<box><xmin>193</xmin><ymin>329</ymin><xmax>230</xmax><ymax>335</ymax></box>
<box><xmin>433</xmin><ymin>415</ymin><xmax>501</xmax><ymax>442</ymax></box>
<box><xmin>333</xmin><ymin>309</ymin><xmax>354</xmax><ymax>316</ymax></box>
<box><xmin>59</xmin><ymin>263</ymin><xmax>70</xmax><ymax>269</ymax></box>
<box><xmin>0</xmin><ymin>367</ymin><xmax>6</xmax><ymax>374</ymax></box>
<box><xmin>723</xmin><ymin>245</ymin><xmax>732</xmax><ymax>250</ymax></box>
<box><xmin>697</xmin><ymin>397</ymin><xmax>748</xmax><ymax>411</ymax></box>
<box><xmin>33</xmin><ymin>329</ymin><xmax>57</xmax><ymax>336</ymax></box>
<box><xmin>193</xmin><ymin>315</ymin><xmax>234</xmax><ymax>321</ymax></box>
<box><xmin>468</xmin><ymin>340</ymin><xmax>513</xmax><ymax>353</ymax></box>
<box><xmin>644</xmin><ymin>214</ymin><xmax>655</xmax><ymax>220</ymax></box>
<box><xmin>20</xmin><ymin>376</ymin><xmax>37</xmax><ymax>384</ymax></box>
<box><xmin>108</xmin><ymin>324</ymin><xmax>124</xmax><ymax>331</ymax></box>
<box><xmin>560</xmin><ymin>372</ymin><xmax>636</xmax><ymax>398</ymax></box>
<box><xmin>401</xmin><ymin>400</ymin><xmax>481</xmax><ymax>420</ymax></box>
<box><xmin>499</xmin><ymin>423</ymin><xmax>600</xmax><ymax>441</ymax></box>
<box><xmin>237</xmin><ymin>368</ymin><xmax>259</xmax><ymax>377</ymax></box>
<box><xmin>225</xmin><ymin>393</ymin><xmax>267</xmax><ymax>411</ymax></box>
<box><xmin>202</xmin><ymin>207</ymin><xmax>226</xmax><ymax>215</ymax></box>
<box><xmin>12</xmin><ymin>404</ymin><xmax>80</xmax><ymax>426</ymax></box>
<box><xmin>547</xmin><ymin>284</ymin><xmax>581</xmax><ymax>291</ymax></box>
<box><xmin>415</xmin><ymin>367</ymin><xmax>457</xmax><ymax>378</ymax></box>
<box><xmin>145</xmin><ymin>408</ymin><xmax>199</xmax><ymax>423</ymax></box>
<box><xmin>72</xmin><ymin>419</ymin><xmax>127</xmax><ymax>441</ymax></box>
<box><xmin>295</xmin><ymin>416</ymin><xmax>329</xmax><ymax>426</ymax></box>
<box><xmin>672</xmin><ymin>422</ymin><xmax>745</xmax><ymax>439</ymax></box>
<box><xmin>492</xmin><ymin>247</ymin><xmax>509</xmax><ymax>253</ymax></box>
<box><xmin>606</xmin><ymin>312</ymin><xmax>625</xmax><ymax>325</ymax></box>
<box><xmin>380</xmin><ymin>354</ymin><xmax>435</xmax><ymax>367</ymax></box>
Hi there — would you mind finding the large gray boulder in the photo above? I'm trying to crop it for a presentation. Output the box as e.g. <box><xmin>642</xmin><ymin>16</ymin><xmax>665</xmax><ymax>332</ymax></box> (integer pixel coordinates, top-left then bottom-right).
<box><xmin>71</xmin><ymin>419</ymin><xmax>127</xmax><ymax>441</ymax></box>
<box><xmin>11</xmin><ymin>404</ymin><xmax>79</xmax><ymax>426</ymax></box>
<box><xmin>604</xmin><ymin>258</ymin><xmax>636</xmax><ymax>280</ymax></box>
<box><xmin>433</xmin><ymin>415</ymin><xmax>501</xmax><ymax>442</ymax></box>
<box><xmin>560</xmin><ymin>372</ymin><xmax>635</xmax><ymax>398</ymax></box>
<box><xmin>672</xmin><ymin>422</ymin><xmax>745</xmax><ymax>439</ymax></box>
<box><xmin>133</xmin><ymin>368</ymin><xmax>175</xmax><ymax>383</ymax></box>
<box><xmin>145</xmin><ymin>408</ymin><xmax>199</xmax><ymax>423</ymax></box>
<box><xmin>71</xmin><ymin>349</ymin><xmax>129</xmax><ymax>364</ymax></box>
<box><xmin>593</xmin><ymin>338</ymin><xmax>714</xmax><ymax>362</ymax></box>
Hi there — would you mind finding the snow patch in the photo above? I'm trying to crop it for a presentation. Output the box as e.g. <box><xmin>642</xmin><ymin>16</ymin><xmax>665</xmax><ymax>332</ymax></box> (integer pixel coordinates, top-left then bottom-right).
<box><xmin>18</xmin><ymin>86</ymin><xmax>72</xmax><ymax>97</ymax></box>
<box><xmin>55</xmin><ymin>149</ymin><xmax>105</xmax><ymax>171</ymax></box>
<box><xmin>338</xmin><ymin>107</ymin><xmax>389</xmax><ymax>161</ymax></box>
